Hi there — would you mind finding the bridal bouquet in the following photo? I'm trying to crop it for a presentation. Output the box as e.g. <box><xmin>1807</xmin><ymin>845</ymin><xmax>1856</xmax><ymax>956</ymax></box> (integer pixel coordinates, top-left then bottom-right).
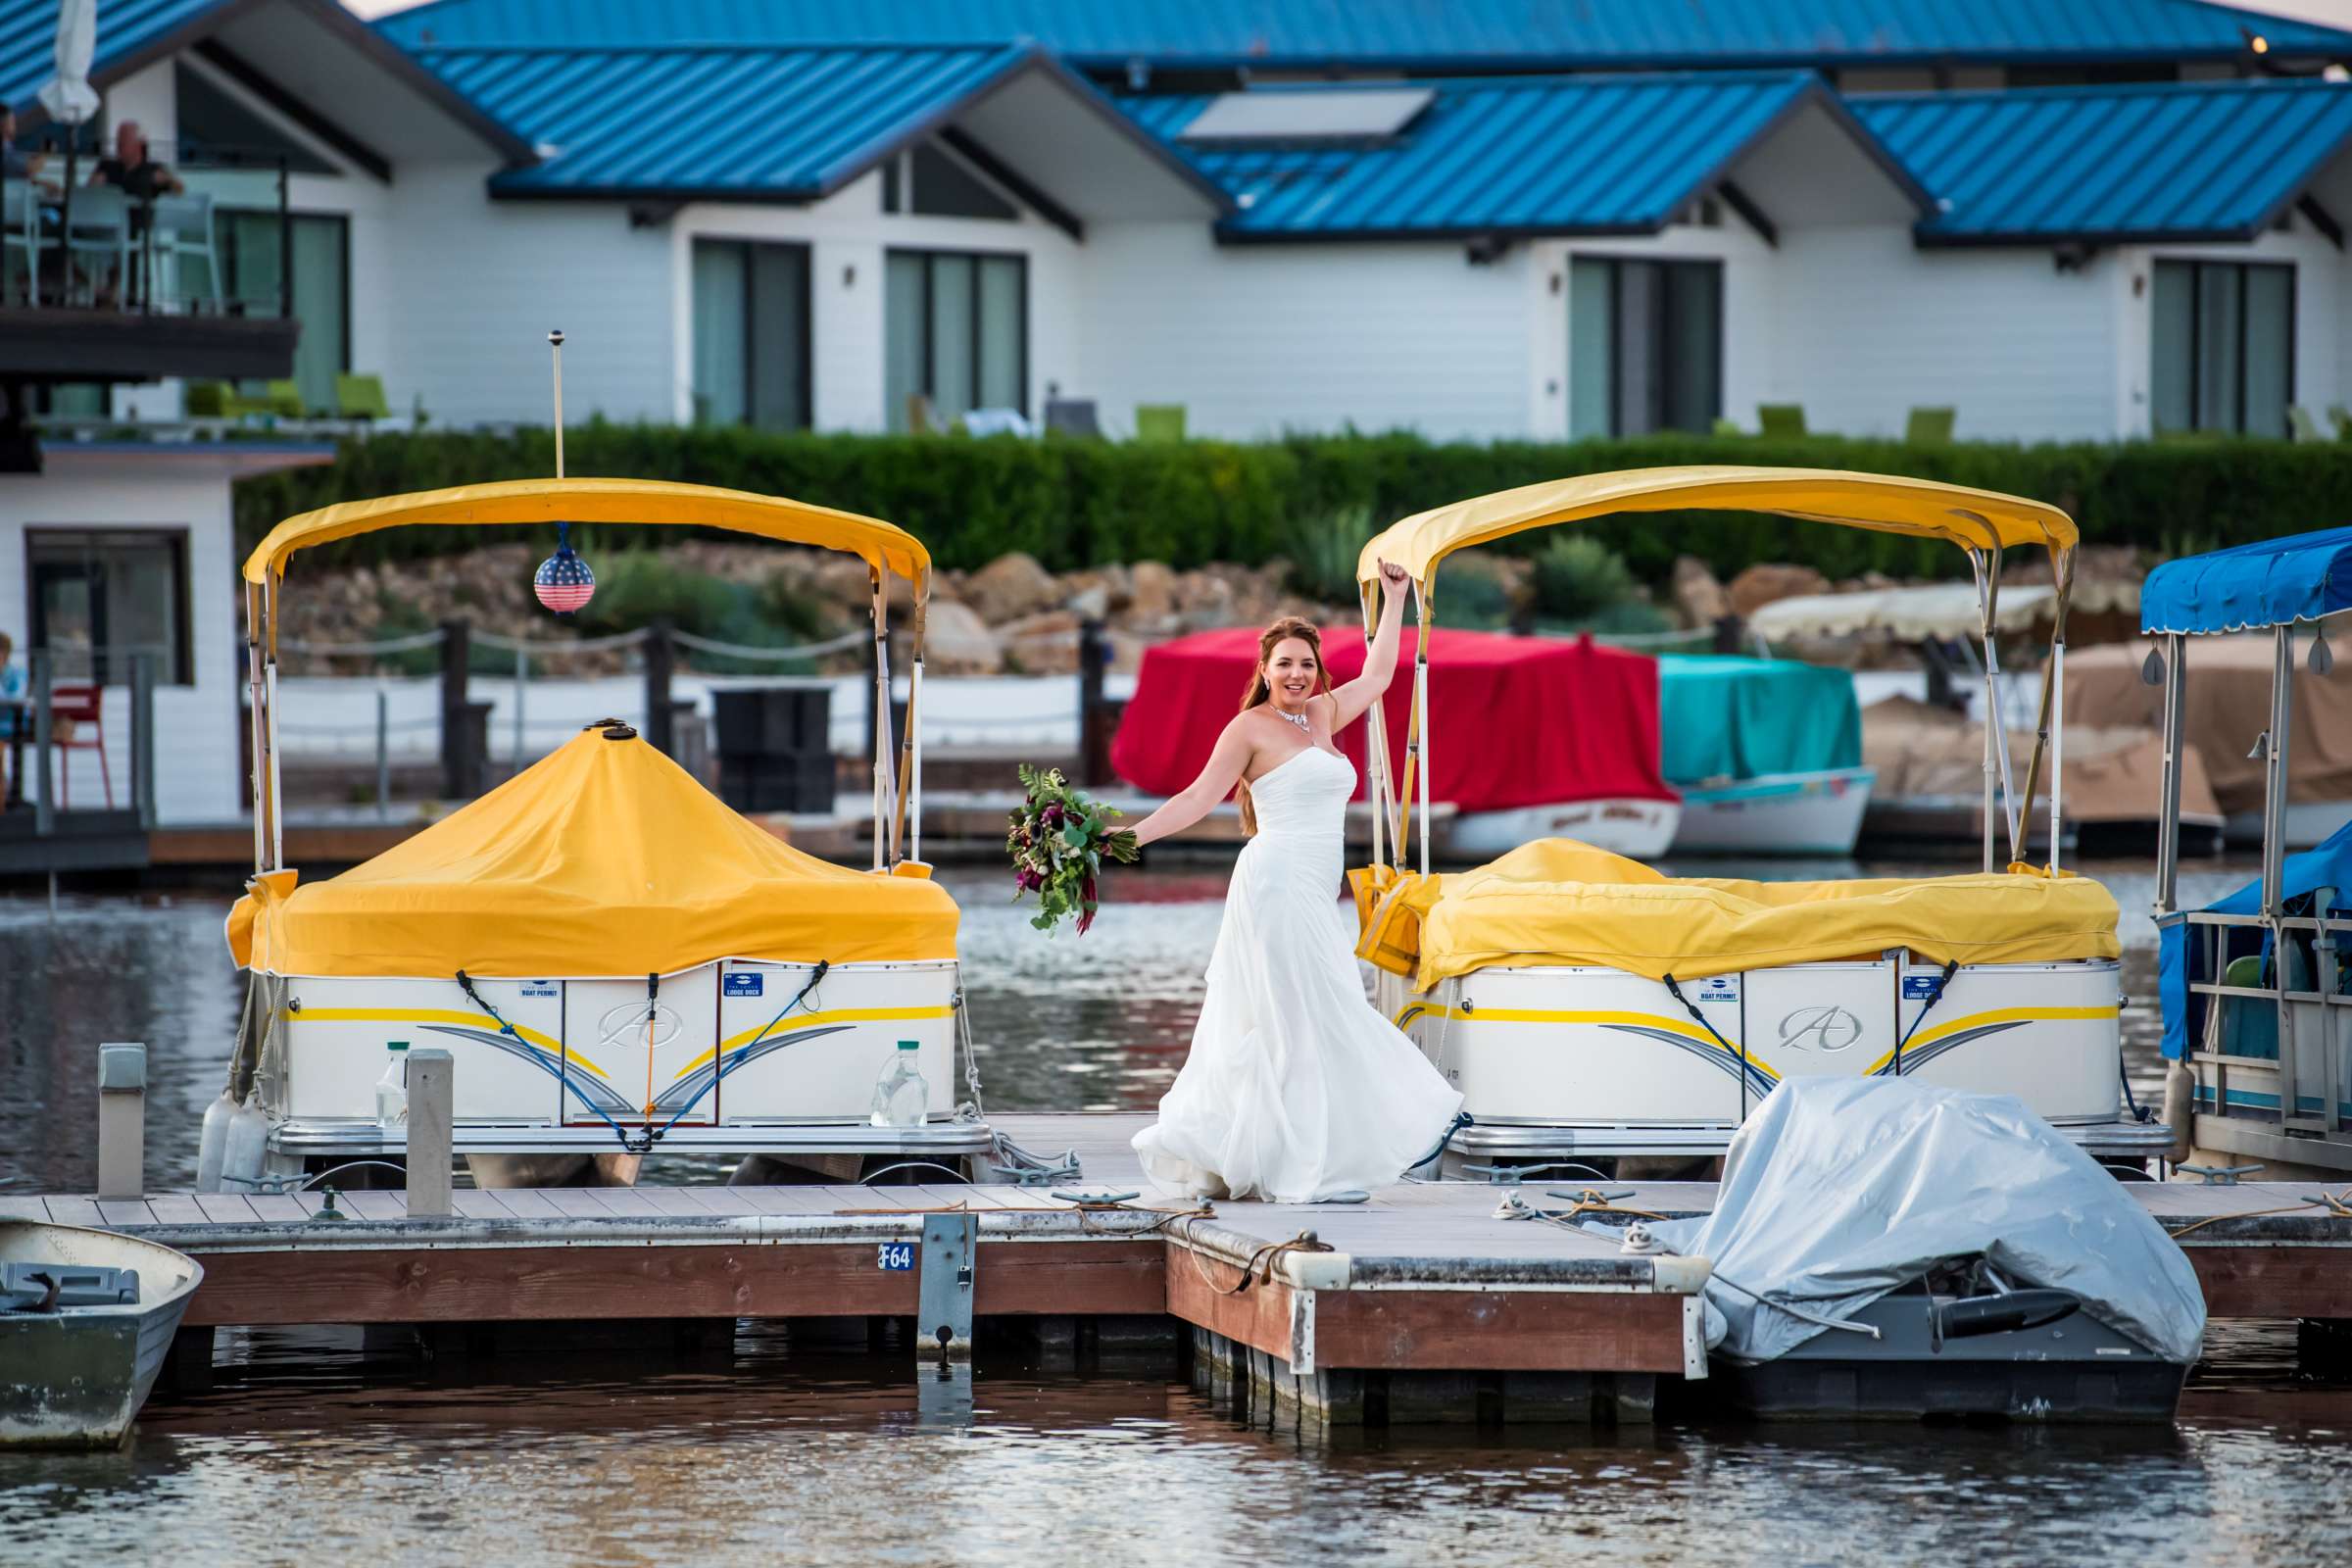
<box><xmin>1007</xmin><ymin>763</ymin><xmax>1139</xmax><ymax>935</ymax></box>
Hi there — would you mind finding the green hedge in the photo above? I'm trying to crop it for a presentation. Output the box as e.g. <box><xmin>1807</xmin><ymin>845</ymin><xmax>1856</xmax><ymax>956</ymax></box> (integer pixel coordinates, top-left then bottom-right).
<box><xmin>233</xmin><ymin>423</ymin><xmax>2352</xmax><ymax>586</ymax></box>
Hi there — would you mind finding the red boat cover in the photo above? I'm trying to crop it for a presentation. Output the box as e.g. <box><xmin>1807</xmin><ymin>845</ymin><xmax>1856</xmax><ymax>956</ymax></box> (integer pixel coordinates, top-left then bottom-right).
<box><xmin>1110</xmin><ymin>626</ymin><xmax>1676</xmax><ymax>811</ymax></box>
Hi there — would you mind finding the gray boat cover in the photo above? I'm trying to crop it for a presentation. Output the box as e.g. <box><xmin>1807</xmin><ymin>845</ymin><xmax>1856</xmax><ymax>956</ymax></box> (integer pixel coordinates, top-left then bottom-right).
<box><xmin>1649</xmin><ymin>1077</ymin><xmax>2206</xmax><ymax>1366</ymax></box>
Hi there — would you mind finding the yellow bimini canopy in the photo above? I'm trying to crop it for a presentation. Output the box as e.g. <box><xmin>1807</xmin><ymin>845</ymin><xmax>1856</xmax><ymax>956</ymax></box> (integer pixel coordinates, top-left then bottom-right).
<box><xmin>1355</xmin><ymin>466</ymin><xmax>2078</xmax><ymax>590</ymax></box>
<box><xmin>227</xmin><ymin>725</ymin><xmax>957</xmax><ymax>978</ymax></box>
<box><xmin>244</xmin><ymin>477</ymin><xmax>929</xmax><ymax>590</ymax></box>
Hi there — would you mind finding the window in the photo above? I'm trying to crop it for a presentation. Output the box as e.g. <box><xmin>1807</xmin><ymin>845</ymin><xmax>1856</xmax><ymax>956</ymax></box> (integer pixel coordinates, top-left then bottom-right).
<box><xmin>175</xmin><ymin>63</ymin><xmax>337</xmax><ymax>173</ymax></box>
<box><xmin>218</xmin><ymin>212</ymin><xmax>348</xmax><ymax>414</ymax></box>
<box><xmin>880</xmin><ymin>142</ymin><xmax>1017</xmax><ymax>220</ymax></box>
<box><xmin>1569</xmin><ymin>256</ymin><xmax>1722</xmax><ymax>438</ymax></box>
<box><xmin>690</xmin><ymin>239</ymin><xmax>811</xmax><ymax>429</ymax></box>
<box><xmin>25</xmin><ymin>529</ymin><xmax>193</xmax><ymax>686</ymax></box>
<box><xmin>2152</xmin><ymin>260</ymin><xmax>2292</xmax><ymax>436</ymax></box>
<box><xmin>885</xmin><ymin>250</ymin><xmax>1027</xmax><ymax>429</ymax></box>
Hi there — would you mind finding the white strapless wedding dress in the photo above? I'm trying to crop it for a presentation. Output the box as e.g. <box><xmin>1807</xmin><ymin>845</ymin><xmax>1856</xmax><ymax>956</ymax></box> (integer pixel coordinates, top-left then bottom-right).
<box><xmin>1133</xmin><ymin>745</ymin><xmax>1464</xmax><ymax>1202</ymax></box>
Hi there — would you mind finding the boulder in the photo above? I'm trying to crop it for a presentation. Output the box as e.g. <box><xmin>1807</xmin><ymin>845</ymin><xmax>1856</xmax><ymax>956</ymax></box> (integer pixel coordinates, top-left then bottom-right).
<box><xmin>920</xmin><ymin>599</ymin><xmax>1004</xmax><ymax>675</ymax></box>
<box><xmin>1728</xmin><ymin>563</ymin><xmax>1832</xmax><ymax>619</ymax></box>
<box><xmin>999</xmin><ymin>609</ymin><xmax>1084</xmax><ymax>674</ymax></box>
<box><xmin>1671</xmin><ymin>555</ymin><xmax>1731</xmax><ymax>627</ymax></box>
<box><xmin>964</xmin><ymin>551</ymin><xmax>1062</xmax><ymax>624</ymax></box>
<box><xmin>1129</xmin><ymin>561</ymin><xmax>1178</xmax><ymax>621</ymax></box>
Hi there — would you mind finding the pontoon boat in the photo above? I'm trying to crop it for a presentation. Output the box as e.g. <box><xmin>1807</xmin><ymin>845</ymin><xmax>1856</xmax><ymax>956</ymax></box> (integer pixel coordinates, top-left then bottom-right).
<box><xmin>206</xmin><ymin>477</ymin><xmax>985</xmax><ymax>1191</ymax></box>
<box><xmin>1347</xmin><ymin>468</ymin><xmax>2170</xmax><ymax>1175</ymax></box>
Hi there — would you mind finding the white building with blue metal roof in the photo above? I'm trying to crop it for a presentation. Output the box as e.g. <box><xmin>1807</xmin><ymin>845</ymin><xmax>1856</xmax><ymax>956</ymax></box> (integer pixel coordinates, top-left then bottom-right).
<box><xmin>9</xmin><ymin>0</ymin><xmax>2352</xmax><ymax>447</ymax></box>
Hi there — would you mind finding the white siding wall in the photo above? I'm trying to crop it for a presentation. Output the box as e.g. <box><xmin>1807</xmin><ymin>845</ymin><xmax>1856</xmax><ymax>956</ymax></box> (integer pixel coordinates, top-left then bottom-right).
<box><xmin>377</xmin><ymin>164</ymin><xmax>677</xmax><ymax>428</ymax></box>
<box><xmin>1073</xmin><ymin>222</ymin><xmax>1536</xmax><ymax>440</ymax></box>
<box><xmin>1773</xmin><ymin>227</ymin><xmax>2132</xmax><ymax>441</ymax></box>
<box><xmin>0</xmin><ymin>456</ymin><xmax>248</xmax><ymax>825</ymax></box>
<box><xmin>669</xmin><ymin>166</ymin><xmax>1085</xmax><ymax>431</ymax></box>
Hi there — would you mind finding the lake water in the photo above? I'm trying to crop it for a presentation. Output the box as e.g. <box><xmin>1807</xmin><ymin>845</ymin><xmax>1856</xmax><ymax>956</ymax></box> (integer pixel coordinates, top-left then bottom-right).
<box><xmin>4</xmin><ymin>858</ymin><xmax>2349</xmax><ymax>1567</ymax></box>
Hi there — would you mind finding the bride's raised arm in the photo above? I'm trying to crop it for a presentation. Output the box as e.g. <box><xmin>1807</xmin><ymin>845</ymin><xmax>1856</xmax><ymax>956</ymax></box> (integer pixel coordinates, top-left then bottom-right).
<box><xmin>1326</xmin><ymin>560</ymin><xmax>1411</xmax><ymax>730</ymax></box>
<box><xmin>1131</xmin><ymin>716</ymin><xmax>1256</xmax><ymax>848</ymax></box>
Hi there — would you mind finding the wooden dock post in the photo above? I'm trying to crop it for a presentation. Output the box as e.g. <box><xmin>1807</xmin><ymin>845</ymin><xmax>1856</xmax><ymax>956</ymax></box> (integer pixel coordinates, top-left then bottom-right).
<box><xmin>94</xmin><ymin>1042</ymin><xmax>146</xmax><ymax>1201</ymax></box>
<box><xmin>406</xmin><ymin>1049</ymin><xmax>454</xmax><ymax>1218</ymax></box>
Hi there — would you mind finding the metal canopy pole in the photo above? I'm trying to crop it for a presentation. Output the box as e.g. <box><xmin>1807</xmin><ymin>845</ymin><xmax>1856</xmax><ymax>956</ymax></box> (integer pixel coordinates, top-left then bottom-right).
<box><xmin>2155</xmin><ymin>634</ymin><xmax>2187</xmax><ymax>916</ymax></box>
<box><xmin>265</xmin><ymin>577</ymin><xmax>284</xmax><ymax>871</ymax></box>
<box><xmin>906</xmin><ymin>600</ymin><xmax>926</xmax><ymax>866</ymax></box>
<box><xmin>1413</xmin><ymin>584</ymin><xmax>1433</xmax><ymax>878</ymax></box>
<box><xmin>870</xmin><ymin>570</ymin><xmax>892</xmax><ymax>870</ymax></box>
<box><xmin>2261</xmin><ymin>624</ymin><xmax>2292</xmax><ymax>919</ymax></box>
<box><xmin>244</xmin><ymin>581</ymin><xmax>268</xmax><ymax>875</ymax></box>
<box><xmin>1364</xmin><ymin>593</ymin><xmax>1388</xmax><ymax>872</ymax></box>
<box><xmin>2049</xmin><ymin>639</ymin><xmax>2066</xmax><ymax>873</ymax></box>
<box><xmin>1969</xmin><ymin>551</ymin><xmax>1997</xmax><ymax>873</ymax></box>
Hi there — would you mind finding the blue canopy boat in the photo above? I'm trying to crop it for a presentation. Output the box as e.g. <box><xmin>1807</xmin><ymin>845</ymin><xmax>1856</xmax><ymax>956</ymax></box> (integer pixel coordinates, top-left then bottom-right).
<box><xmin>1656</xmin><ymin>655</ymin><xmax>1875</xmax><ymax>856</ymax></box>
<box><xmin>2147</xmin><ymin>525</ymin><xmax>2352</xmax><ymax>1178</ymax></box>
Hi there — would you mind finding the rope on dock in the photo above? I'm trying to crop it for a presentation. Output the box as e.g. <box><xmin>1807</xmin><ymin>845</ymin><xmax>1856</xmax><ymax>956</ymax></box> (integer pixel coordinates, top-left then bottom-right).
<box><xmin>2170</xmin><ymin>1188</ymin><xmax>2352</xmax><ymax>1240</ymax></box>
<box><xmin>1219</xmin><ymin>1230</ymin><xmax>1336</xmax><ymax>1295</ymax></box>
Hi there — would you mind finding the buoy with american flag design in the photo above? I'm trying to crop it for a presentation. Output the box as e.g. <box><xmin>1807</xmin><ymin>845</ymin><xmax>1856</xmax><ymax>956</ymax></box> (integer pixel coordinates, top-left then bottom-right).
<box><xmin>534</xmin><ymin>520</ymin><xmax>595</xmax><ymax>617</ymax></box>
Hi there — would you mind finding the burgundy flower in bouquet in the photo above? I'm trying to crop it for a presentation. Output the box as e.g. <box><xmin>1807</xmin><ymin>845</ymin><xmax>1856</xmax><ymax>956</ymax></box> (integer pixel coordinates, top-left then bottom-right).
<box><xmin>1006</xmin><ymin>763</ymin><xmax>1139</xmax><ymax>934</ymax></box>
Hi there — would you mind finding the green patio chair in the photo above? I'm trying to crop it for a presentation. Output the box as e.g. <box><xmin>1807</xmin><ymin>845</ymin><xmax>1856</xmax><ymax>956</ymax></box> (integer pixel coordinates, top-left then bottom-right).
<box><xmin>2329</xmin><ymin>404</ymin><xmax>2352</xmax><ymax>440</ymax></box>
<box><xmin>337</xmin><ymin>372</ymin><xmax>392</xmax><ymax>423</ymax></box>
<box><xmin>184</xmin><ymin>380</ymin><xmax>232</xmax><ymax>418</ymax></box>
<box><xmin>1134</xmin><ymin>404</ymin><xmax>1187</xmax><ymax>443</ymax></box>
<box><xmin>261</xmin><ymin>379</ymin><xmax>304</xmax><ymax>418</ymax></box>
<box><xmin>1905</xmin><ymin>406</ymin><xmax>1956</xmax><ymax>444</ymax></box>
<box><xmin>2290</xmin><ymin>406</ymin><xmax>2327</xmax><ymax>443</ymax></box>
<box><xmin>1709</xmin><ymin>416</ymin><xmax>1745</xmax><ymax>438</ymax></box>
<box><xmin>1756</xmin><ymin>404</ymin><xmax>1807</xmax><ymax>440</ymax></box>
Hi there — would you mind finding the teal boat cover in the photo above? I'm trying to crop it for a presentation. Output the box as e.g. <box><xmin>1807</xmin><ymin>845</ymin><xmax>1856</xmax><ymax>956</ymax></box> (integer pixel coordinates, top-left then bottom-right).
<box><xmin>1657</xmin><ymin>656</ymin><xmax>1860</xmax><ymax>783</ymax></box>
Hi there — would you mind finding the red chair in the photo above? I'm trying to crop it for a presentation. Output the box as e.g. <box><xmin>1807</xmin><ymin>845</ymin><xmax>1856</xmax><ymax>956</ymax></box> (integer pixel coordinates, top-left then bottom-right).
<box><xmin>49</xmin><ymin>682</ymin><xmax>113</xmax><ymax>808</ymax></box>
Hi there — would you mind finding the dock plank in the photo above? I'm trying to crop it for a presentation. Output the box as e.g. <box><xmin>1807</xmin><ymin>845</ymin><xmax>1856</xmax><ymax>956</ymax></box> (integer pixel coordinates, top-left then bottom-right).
<box><xmin>672</xmin><ymin>1186</ymin><xmax>760</xmax><ymax>1217</ymax></box>
<box><xmin>96</xmin><ymin>1200</ymin><xmax>157</xmax><ymax>1228</ymax></box>
<box><xmin>582</xmin><ymin>1186</ymin><xmax>666</xmax><ymax>1219</ymax></box>
<box><xmin>485</xmin><ymin>1187</ymin><xmax>564</xmax><ymax>1220</ymax></box>
<box><xmin>144</xmin><ymin>1195</ymin><xmax>211</xmax><ymax>1226</ymax></box>
<box><xmin>44</xmin><ymin>1197</ymin><xmax>106</xmax><ymax>1229</ymax></box>
<box><xmin>0</xmin><ymin>1197</ymin><xmax>49</xmax><ymax>1222</ymax></box>
<box><xmin>195</xmin><ymin>1194</ymin><xmax>261</xmax><ymax>1225</ymax></box>
<box><xmin>730</xmin><ymin>1186</ymin><xmax>854</xmax><ymax>1216</ymax></box>
<box><xmin>636</xmin><ymin>1187</ymin><xmax>714</xmax><ymax>1219</ymax></box>
<box><xmin>343</xmin><ymin>1190</ymin><xmax>410</xmax><ymax>1223</ymax></box>
<box><xmin>452</xmin><ymin>1190</ymin><xmax>510</xmax><ymax>1221</ymax></box>
<box><xmin>247</xmin><ymin>1195</ymin><xmax>309</xmax><ymax>1223</ymax></box>
<box><xmin>541</xmin><ymin>1188</ymin><xmax>612</xmax><ymax>1221</ymax></box>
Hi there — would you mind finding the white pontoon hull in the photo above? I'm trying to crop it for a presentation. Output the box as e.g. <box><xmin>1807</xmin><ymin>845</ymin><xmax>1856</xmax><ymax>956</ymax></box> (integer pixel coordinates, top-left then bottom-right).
<box><xmin>252</xmin><ymin>957</ymin><xmax>987</xmax><ymax>1165</ymax></box>
<box><xmin>1670</xmin><ymin>767</ymin><xmax>1875</xmax><ymax>857</ymax></box>
<box><xmin>1443</xmin><ymin>798</ymin><xmax>1681</xmax><ymax>862</ymax></box>
<box><xmin>1398</xmin><ymin>954</ymin><xmax>2150</xmax><ymax>1164</ymax></box>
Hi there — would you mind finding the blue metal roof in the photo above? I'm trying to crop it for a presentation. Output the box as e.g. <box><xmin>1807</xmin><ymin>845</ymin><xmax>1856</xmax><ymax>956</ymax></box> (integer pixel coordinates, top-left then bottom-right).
<box><xmin>2</xmin><ymin>0</ymin><xmax>231</xmax><ymax>116</ymax></box>
<box><xmin>380</xmin><ymin>0</ymin><xmax>2352</xmax><ymax>70</ymax></box>
<box><xmin>409</xmin><ymin>42</ymin><xmax>1034</xmax><ymax>197</ymax></box>
<box><xmin>1121</xmin><ymin>73</ymin><xmax>1913</xmax><ymax>240</ymax></box>
<box><xmin>2142</xmin><ymin>524</ymin><xmax>2352</xmax><ymax>635</ymax></box>
<box><xmin>1853</xmin><ymin>78</ymin><xmax>2352</xmax><ymax>243</ymax></box>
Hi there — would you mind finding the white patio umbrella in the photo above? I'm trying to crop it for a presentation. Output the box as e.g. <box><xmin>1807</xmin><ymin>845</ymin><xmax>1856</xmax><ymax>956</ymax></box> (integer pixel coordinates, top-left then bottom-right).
<box><xmin>33</xmin><ymin>0</ymin><xmax>100</xmax><ymax>306</ymax></box>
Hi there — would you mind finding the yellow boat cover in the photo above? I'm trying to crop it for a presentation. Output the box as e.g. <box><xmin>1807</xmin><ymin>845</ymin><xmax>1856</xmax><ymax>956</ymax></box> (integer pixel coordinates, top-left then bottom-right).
<box><xmin>226</xmin><ymin>726</ymin><xmax>956</xmax><ymax>978</ymax></box>
<box><xmin>1394</xmin><ymin>840</ymin><xmax>2118</xmax><ymax>991</ymax></box>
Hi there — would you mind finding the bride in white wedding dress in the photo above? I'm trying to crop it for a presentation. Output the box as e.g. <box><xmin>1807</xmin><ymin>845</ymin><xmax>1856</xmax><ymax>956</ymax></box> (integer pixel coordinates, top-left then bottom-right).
<box><xmin>1126</xmin><ymin>563</ymin><xmax>1463</xmax><ymax>1202</ymax></box>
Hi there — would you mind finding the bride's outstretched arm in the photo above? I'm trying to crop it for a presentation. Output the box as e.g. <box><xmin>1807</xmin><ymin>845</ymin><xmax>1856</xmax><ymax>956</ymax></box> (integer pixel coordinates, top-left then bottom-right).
<box><xmin>1328</xmin><ymin>560</ymin><xmax>1411</xmax><ymax>729</ymax></box>
<box><xmin>1131</xmin><ymin>717</ymin><xmax>1254</xmax><ymax>847</ymax></box>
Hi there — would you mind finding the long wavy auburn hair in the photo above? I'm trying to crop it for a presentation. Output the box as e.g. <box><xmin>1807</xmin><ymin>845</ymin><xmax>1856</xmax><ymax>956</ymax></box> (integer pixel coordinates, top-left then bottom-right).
<box><xmin>1236</xmin><ymin>616</ymin><xmax>1333</xmax><ymax>835</ymax></box>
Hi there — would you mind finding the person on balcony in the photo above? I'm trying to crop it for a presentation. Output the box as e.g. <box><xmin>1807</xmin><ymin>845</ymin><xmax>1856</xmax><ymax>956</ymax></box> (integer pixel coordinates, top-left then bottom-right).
<box><xmin>89</xmin><ymin>121</ymin><xmax>181</xmax><ymax>203</ymax></box>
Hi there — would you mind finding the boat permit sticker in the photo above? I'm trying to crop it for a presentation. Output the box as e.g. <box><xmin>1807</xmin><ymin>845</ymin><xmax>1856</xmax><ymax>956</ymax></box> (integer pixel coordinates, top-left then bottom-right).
<box><xmin>1901</xmin><ymin>974</ymin><xmax>1943</xmax><ymax>1001</ymax></box>
<box><xmin>1697</xmin><ymin>975</ymin><xmax>1740</xmax><ymax>1004</ymax></box>
<box><xmin>520</xmin><ymin>982</ymin><xmax>558</xmax><ymax>999</ymax></box>
<box><xmin>723</xmin><ymin>972</ymin><xmax>765</xmax><ymax>998</ymax></box>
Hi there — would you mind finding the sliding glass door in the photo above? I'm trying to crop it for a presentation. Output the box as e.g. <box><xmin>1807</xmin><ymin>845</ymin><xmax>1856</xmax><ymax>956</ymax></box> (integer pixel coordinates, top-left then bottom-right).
<box><xmin>2151</xmin><ymin>260</ymin><xmax>2292</xmax><ymax>436</ymax></box>
<box><xmin>884</xmin><ymin>250</ymin><xmax>1027</xmax><ymax>430</ymax></box>
<box><xmin>1569</xmin><ymin>255</ymin><xmax>1723</xmax><ymax>438</ymax></box>
<box><xmin>691</xmin><ymin>238</ymin><xmax>811</xmax><ymax>430</ymax></box>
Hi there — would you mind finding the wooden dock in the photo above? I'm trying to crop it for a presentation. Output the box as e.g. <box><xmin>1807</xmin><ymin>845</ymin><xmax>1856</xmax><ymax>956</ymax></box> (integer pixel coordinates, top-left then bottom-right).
<box><xmin>12</xmin><ymin>1114</ymin><xmax>2351</xmax><ymax>1426</ymax></box>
